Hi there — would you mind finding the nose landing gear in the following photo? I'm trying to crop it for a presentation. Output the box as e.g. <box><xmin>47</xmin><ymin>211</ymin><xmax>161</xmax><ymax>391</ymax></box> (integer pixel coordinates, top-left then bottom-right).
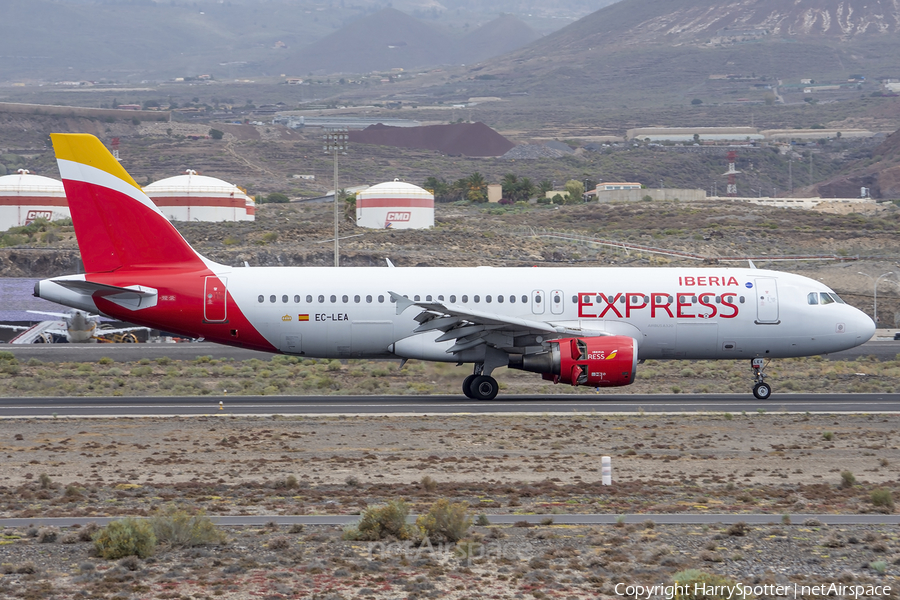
<box><xmin>751</xmin><ymin>358</ymin><xmax>771</xmax><ymax>399</ymax></box>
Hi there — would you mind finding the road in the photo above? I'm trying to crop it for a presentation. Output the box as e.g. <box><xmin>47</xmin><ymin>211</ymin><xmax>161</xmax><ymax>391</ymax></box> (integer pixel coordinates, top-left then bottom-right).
<box><xmin>2</xmin><ymin>340</ymin><xmax>898</xmax><ymax>363</ymax></box>
<box><xmin>1</xmin><ymin>393</ymin><xmax>899</xmax><ymax>417</ymax></box>
<box><xmin>0</xmin><ymin>513</ymin><xmax>896</xmax><ymax>528</ymax></box>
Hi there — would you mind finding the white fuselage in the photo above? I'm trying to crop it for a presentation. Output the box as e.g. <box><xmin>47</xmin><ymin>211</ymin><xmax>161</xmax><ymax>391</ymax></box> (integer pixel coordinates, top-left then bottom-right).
<box><xmin>213</xmin><ymin>266</ymin><xmax>873</xmax><ymax>361</ymax></box>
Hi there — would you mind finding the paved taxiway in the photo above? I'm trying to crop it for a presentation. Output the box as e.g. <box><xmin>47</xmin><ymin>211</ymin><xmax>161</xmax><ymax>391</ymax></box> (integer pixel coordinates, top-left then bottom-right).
<box><xmin>0</xmin><ymin>513</ymin><xmax>897</xmax><ymax>529</ymax></box>
<box><xmin>2</xmin><ymin>340</ymin><xmax>898</xmax><ymax>363</ymax></box>
<box><xmin>1</xmin><ymin>393</ymin><xmax>899</xmax><ymax>417</ymax></box>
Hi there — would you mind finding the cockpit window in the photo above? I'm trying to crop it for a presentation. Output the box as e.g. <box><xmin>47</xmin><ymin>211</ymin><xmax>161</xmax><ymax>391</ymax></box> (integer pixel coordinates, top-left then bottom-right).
<box><xmin>820</xmin><ymin>292</ymin><xmax>835</xmax><ymax>305</ymax></box>
<box><xmin>830</xmin><ymin>293</ymin><xmax>846</xmax><ymax>304</ymax></box>
<box><xmin>807</xmin><ymin>292</ymin><xmax>818</xmax><ymax>305</ymax></box>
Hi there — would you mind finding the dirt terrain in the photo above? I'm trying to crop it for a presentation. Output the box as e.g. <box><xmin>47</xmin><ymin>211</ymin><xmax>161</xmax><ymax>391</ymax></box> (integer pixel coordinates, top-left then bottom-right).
<box><xmin>0</xmin><ymin>413</ymin><xmax>897</xmax><ymax>599</ymax></box>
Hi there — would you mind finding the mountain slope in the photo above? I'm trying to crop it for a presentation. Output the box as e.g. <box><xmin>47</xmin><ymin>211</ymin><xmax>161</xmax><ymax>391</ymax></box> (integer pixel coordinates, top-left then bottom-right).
<box><xmin>455</xmin><ymin>0</ymin><xmax>900</xmax><ymax>104</ymax></box>
<box><xmin>456</xmin><ymin>14</ymin><xmax>542</xmax><ymax>65</ymax></box>
<box><xmin>278</xmin><ymin>8</ymin><xmax>458</xmax><ymax>75</ymax></box>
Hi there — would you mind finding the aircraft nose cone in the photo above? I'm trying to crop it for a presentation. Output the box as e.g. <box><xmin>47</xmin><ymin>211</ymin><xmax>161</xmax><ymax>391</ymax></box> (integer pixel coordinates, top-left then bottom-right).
<box><xmin>852</xmin><ymin>309</ymin><xmax>876</xmax><ymax>343</ymax></box>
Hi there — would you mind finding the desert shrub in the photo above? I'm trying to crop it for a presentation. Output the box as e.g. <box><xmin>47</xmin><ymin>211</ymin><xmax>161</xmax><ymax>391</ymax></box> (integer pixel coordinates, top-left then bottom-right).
<box><xmin>475</xmin><ymin>514</ymin><xmax>490</xmax><ymax>526</ymax></box>
<box><xmin>420</xmin><ymin>475</ymin><xmax>437</xmax><ymax>492</ymax></box>
<box><xmin>150</xmin><ymin>506</ymin><xmax>224</xmax><ymax>548</ymax></box>
<box><xmin>37</xmin><ymin>527</ymin><xmax>58</xmax><ymax>543</ymax></box>
<box><xmin>673</xmin><ymin>569</ymin><xmax>750</xmax><ymax>600</ymax></box>
<box><xmin>78</xmin><ymin>522</ymin><xmax>100</xmax><ymax>542</ymax></box>
<box><xmin>416</xmin><ymin>499</ymin><xmax>472</xmax><ymax>543</ymax></box>
<box><xmin>119</xmin><ymin>555</ymin><xmax>140</xmax><ymax>571</ymax></box>
<box><xmin>871</xmin><ymin>488</ymin><xmax>894</xmax><ymax>510</ymax></box>
<box><xmin>93</xmin><ymin>517</ymin><xmax>156</xmax><ymax>559</ymax></box>
<box><xmin>726</xmin><ymin>522</ymin><xmax>749</xmax><ymax>536</ymax></box>
<box><xmin>38</xmin><ymin>473</ymin><xmax>53</xmax><ymax>489</ymax></box>
<box><xmin>343</xmin><ymin>500</ymin><xmax>414</xmax><ymax>541</ymax></box>
<box><xmin>268</xmin><ymin>536</ymin><xmax>291</xmax><ymax>550</ymax></box>
<box><xmin>822</xmin><ymin>431</ymin><xmax>834</xmax><ymax>441</ymax></box>
<box><xmin>840</xmin><ymin>470</ymin><xmax>856</xmax><ymax>488</ymax></box>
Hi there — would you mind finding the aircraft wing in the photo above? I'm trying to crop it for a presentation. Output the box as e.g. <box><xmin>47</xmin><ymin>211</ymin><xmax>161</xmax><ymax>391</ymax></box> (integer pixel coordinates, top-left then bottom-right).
<box><xmin>0</xmin><ymin>324</ymin><xmax>30</xmax><ymax>331</ymax></box>
<box><xmin>27</xmin><ymin>309</ymin><xmax>78</xmax><ymax>319</ymax></box>
<box><xmin>389</xmin><ymin>291</ymin><xmax>609</xmax><ymax>354</ymax></box>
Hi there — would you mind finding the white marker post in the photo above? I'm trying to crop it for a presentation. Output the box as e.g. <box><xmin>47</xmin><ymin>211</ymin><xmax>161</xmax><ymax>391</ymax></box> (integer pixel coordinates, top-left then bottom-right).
<box><xmin>601</xmin><ymin>456</ymin><xmax>612</xmax><ymax>486</ymax></box>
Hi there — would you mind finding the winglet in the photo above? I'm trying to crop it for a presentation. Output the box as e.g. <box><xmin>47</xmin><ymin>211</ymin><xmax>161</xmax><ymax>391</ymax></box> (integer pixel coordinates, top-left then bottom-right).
<box><xmin>748</xmin><ymin>260</ymin><xmax>757</xmax><ymax>269</ymax></box>
<box><xmin>385</xmin><ymin>258</ymin><xmax>395</xmax><ymax>268</ymax></box>
<box><xmin>51</xmin><ymin>133</ymin><xmax>205</xmax><ymax>273</ymax></box>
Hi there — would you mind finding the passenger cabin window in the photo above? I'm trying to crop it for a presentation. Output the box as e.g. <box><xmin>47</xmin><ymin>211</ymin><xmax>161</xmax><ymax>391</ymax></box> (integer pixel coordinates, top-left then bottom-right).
<box><xmin>438</xmin><ymin>295</ymin><xmax>444</xmax><ymax>301</ymax></box>
<box><xmin>497</xmin><ymin>295</ymin><xmax>503</xmax><ymax>303</ymax></box>
<box><xmin>294</xmin><ymin>295</ymin><xmax>300</xmax><ymax>303</ymax></box>
<box><xmin>269</xmin><ymin>295</ymin><xmax>276</xmax><ymax>303</ymax></box>
<box><xmin>571</xmin><ymin>295</ymin><xmax>577</xmax><ymax>303</ymax></box>
<box><xmin>282</xmin><ymin>295</ymin><xmax>288</xmax><ymax>303</ymax></box>
<box><xmin>820</xmin><ymin>292</ymin><xmax>835</xmax><ymax>305</ymax></box>
<box><xmin>426</xmin><ymin>295</ymin><xmax>432</xmax><ymax>301</ymax></box>
<box><xmin>307</xmin><ymin>295</ymin><xmax>313</xmax><ymax>303</ymax></box>
<box><xmin>521</xmin><ymin>295</ymin><xmax>527</xmax><ymax>304</ymax></box>
<box><xmin>318</xmin><ymin>295</ymin><xmax>324</xmax><ymax>303</ymax></box>
<box><xmin>342</xmin><ymin>295</ymin><xmax>349</xmax><ymax>303</ymax></box>
<box><xmin>486</xmin><ymin>295</ymin><xmax>492</xmax><ymax>303</ymax></box>
<box><xmin>808</xmin><ymin>292</ymin><xmax>819</xmax><ymax>305</ymax></box>
<box><xmin>330</xmin><ymin>295</ymin><xmax>336</xmax><ymax>303</ymax></box>
<box><xmin>366</xmin><ymin>295</ymin><xmax>372</xmax><ymax>303</ymax></box>
<box><xmin>378</xmin><ymin>295</ymin><xmax>385</xmax><ymax>303</ymax></box>
<box><xmin>414</xmin><ymin>295</ymin><xmax>420</xmax><ymax>301</ymax></box>
<box><xmin>474</xmin><ymin>295</ymin><xmax>480</xmax><ymax>303</ymax></box>
<box><xmin>258</xmin><ymin>295</ymin><xmax>264</xmax><ymax>303</ymax></box>
<box><xmin>354</xmin><ymin>295</ymin><xmax>360</xmax><ymax>303</ymax></box>
<box><xmin>462</xmin><ymin>295</ymin><xmax>469</xmax><ymax>303</ymax></box>
<box><xmin>450</xmin><ymin>295</ymin><xmax>457</xmax><ymax>303</ymax></box>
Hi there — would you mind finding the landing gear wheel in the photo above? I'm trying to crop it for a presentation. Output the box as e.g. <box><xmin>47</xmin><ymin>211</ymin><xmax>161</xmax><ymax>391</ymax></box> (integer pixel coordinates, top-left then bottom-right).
<box><xmin>469</xmin><ymin>375</ymin><xmax>499</xmax><ymax>401</ymax></box>
<box><xmin>462</xmin><ymin>374</ymin><xmax>477</xmax><ymax>399</ymax></box>
<box><xmin>753</xmin><ymin>382</ymin><xmax>771</xmax><ymax>400</ymax></box>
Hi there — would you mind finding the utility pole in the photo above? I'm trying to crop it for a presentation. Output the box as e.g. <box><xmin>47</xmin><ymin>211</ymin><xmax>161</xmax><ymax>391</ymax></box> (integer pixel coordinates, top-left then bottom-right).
<box><xmin>323</xmin><ymin>127</ymin><xmax>348</xmax><ymax>268</ymax></box>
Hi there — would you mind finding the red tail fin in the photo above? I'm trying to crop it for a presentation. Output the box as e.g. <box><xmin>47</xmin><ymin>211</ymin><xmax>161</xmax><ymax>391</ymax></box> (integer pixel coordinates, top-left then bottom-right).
<box><xmin>51</xmin><ymin>133</ymin><xmax>206</xmax><ymax>273</ymax></box>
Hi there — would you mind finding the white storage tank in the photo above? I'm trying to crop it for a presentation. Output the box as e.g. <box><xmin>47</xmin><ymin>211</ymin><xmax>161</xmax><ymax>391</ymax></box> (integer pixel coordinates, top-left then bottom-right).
<box><xmin>0</xmin><ymin>170</ymin><xmax>69</xmax><ymax>232</ymax></box>
<box><xmin>356</xmin><ymin>180</ymin><xmax>434</xmax><ymax>229</ymax></box>
<box><xmin>143</xmin><ymin>170</ymin><xmax>255</xmax><ymax>222</ymax></box>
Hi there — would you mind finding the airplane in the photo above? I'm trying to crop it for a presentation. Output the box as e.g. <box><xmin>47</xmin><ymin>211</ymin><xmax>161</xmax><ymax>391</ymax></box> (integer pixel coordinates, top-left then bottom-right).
<box><xmin>35</xmin><ymin>134</ymin><xmax>874</xmax><ymax>400</ymax></box>
<box><xmin>0</xmin><ymin>309</ymin><xmax>147</xmax><ymax>344</ymax></box>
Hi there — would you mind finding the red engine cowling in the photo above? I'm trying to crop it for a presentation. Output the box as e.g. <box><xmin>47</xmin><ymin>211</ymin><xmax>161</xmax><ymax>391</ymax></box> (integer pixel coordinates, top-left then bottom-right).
<box><xmin>509</xmin><ymin>335</ymin><xmax>637</xmax><ymax>388</ymax></box>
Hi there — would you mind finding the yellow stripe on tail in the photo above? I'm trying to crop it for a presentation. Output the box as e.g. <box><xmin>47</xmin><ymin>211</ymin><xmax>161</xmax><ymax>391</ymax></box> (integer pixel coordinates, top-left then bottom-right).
<box><xmin>50</xmin><ymin>133</ymin><xmax>142</xmax><ymax>191</ymax></box>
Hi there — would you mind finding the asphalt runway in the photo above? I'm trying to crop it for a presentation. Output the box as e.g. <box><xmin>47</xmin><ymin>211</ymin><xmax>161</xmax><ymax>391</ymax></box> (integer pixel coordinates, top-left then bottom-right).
<box><xmin>0</xmin><ymin>513</ymin><xmax>897</xmax><ymax>528</ymax></box>
<box><xmin>2</xmin><ymin>339</ymin><xmax>899</xmax><ymax>363</ymax></box>
<box><xmin>1</xmin><ymin>393</ymin><xmax>899</xmax><ymax>417</ymax></box>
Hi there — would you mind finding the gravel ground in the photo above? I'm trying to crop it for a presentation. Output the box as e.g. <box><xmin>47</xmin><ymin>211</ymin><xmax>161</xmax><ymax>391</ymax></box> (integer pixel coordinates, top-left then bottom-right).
<box><xmin>0</xmin><ymin>413</ymin><xmax>897</xmax><ymax>598</ymax></box>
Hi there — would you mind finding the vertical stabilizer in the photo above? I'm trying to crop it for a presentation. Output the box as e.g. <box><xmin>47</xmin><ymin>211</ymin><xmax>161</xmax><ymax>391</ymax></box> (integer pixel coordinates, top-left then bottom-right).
<box><xmin>51</xmin><ymin>133</ymin><xmax>205</xmax><ymax>273</ymax></box>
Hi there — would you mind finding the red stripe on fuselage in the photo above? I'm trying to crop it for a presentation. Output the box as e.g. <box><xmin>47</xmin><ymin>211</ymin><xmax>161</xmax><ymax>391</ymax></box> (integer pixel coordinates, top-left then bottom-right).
<box><xmin>86</xmin><ymin>269</ymin><xmax>277</xmax><ymax>353</ymax></box>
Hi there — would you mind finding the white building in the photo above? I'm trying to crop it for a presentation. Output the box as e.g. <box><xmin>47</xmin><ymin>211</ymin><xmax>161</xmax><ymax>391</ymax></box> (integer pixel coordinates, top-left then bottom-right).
<box><xmin>0</xmin><ymin>170</ymin><xmax>69</xmax><ymax>232</ymax></box>
<box><xmin>143</xmin><ymin>170</ymin><xmax>255</xmax><ymax>222</ymax></box>
<box><xmin>356</xmin><ymin>180</ymin><xmax>434</xmax><ymax>230</ymax></box>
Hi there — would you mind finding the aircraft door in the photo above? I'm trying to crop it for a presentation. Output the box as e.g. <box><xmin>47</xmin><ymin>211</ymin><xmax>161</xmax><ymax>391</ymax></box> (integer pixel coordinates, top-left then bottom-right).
<box><xmin>550</xmin><ymin>289</ymin><xmax>564</xmax><ymax>315</ymax></box>
<box><xmin>203</xmin><ymin>276</ymin><xmax>228</xmax><ymax>322</ymax></box>
<box><xmin>532</xmin><ymin>290</ymin><xmax>545</xmax><ymax>315</ymax></box>
<box><xmin>754</xmin><ymin>278</ymin><xmax>779</xmax><ymax>324</ymax></box>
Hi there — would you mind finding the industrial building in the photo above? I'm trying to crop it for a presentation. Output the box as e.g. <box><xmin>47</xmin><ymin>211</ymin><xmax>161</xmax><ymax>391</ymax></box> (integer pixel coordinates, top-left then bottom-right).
<box><xmin>0</xmin><ymin>170</ymin><xmax>69</xmax><ymax>232</ymax></box>
<box><xmin>143</xmin><ymin>170</ymin><xmax>255</xmax><ymax>222</ymax></box>
<box><xmin>356</xmin><ymin>180</ymin><xmax>434</xmax><ymax>229</ymax></box>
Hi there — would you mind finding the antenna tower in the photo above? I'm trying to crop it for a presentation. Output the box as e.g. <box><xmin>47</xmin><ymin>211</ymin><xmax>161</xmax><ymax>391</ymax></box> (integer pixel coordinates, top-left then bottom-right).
<box><xmin>724</xmin><ymin>150</ymin><xmax>740</xmax><ymax>197</ymax></box>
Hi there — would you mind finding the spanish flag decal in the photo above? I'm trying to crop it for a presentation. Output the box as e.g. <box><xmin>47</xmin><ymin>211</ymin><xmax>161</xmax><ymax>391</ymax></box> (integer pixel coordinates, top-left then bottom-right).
<box><xmin>298</xmin><ymin>314</ymin><xmax>310</xmax><ymax>322</ymax></box>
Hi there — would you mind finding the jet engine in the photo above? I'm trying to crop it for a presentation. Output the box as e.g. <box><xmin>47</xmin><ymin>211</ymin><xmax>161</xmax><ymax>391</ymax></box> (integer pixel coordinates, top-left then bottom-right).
<box><xmin>508</xmin><ymin>335</ymin><xmax>637</xmax><ymax>387</ymax></box>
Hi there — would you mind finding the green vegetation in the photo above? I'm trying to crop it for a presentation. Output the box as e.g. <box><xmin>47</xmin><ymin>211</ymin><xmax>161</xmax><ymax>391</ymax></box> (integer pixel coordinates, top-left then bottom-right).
<box><xmin>416</xmin><ymin>499</ymin><xmax>472</xmax><ymax>543</ymax></box>
<box><xmin>840</xmin><ymin>470</ymin><xmax>856</xmax><ymax>488</ymax></box>
<box><xmin>150</xmin><ymin>506</ymin><xmax>225</xmax><ymax>548</ymax></box>
<box><xmin>871</xmin><ymin>488</ymin><xmax>894</xmax><ymax>511</ymax></box>
<box><xmin>343</xmin><ymin>500</ymin><xmax>415</xmax><ymax>541</ymax></box>
<box><xmin>93</xmin><ymin>518</ymin><xmax>156</xmax><ymax>559</ymax></box>
<box><xmin>263</xmin><ymin>192</ymin><xmax>290</xmax><ymax>204</ymax></box>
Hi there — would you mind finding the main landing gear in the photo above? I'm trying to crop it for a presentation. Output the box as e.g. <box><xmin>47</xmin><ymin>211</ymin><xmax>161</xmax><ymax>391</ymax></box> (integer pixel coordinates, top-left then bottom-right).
<box><xmin>462</xmin><ymin>364</ymin><xmax>499</xmax><ymax>401</ymax></box>
<box><xmin>751</xmin><ymin>358</ymin><xmax>771</xmax><ymax>400</ymax></box>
